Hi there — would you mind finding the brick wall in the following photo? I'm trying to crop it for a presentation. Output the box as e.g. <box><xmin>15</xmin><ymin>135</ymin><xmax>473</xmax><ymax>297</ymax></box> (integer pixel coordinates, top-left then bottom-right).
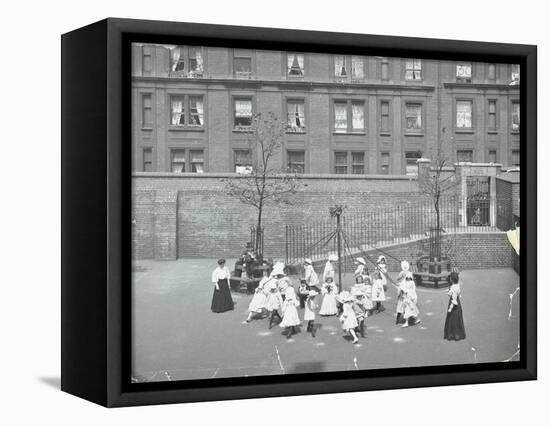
<box><xmin>132</xmin><ymin>173</ymin><xmax>423</xmax><ymax>259</ymax></box>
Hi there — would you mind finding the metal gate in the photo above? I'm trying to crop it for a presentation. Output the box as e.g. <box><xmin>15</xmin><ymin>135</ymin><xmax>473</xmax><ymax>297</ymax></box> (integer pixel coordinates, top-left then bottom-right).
<box><xmin>466</xmin><ymin>177</ymin><xmax>490</xmax><ymax>226</ymax></box>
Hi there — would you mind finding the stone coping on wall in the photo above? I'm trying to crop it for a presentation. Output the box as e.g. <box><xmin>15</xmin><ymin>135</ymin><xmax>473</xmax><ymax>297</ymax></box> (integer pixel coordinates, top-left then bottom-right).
<box><xmin>496</xmin><ymin>171</ymin><xmax>520</xmax><ymax>184</ymax></box>
<box><xmin>132</xmin><ymin>172</ymin><xmax>418</xmax><ymax>181</ymax></box>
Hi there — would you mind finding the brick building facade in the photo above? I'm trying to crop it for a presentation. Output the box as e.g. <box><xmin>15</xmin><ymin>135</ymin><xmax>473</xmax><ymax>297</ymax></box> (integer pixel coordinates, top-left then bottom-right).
<box><xmin>132</xmin><ymin>44</ymin><xmax>520</xmax><ymax>175</ymax></box>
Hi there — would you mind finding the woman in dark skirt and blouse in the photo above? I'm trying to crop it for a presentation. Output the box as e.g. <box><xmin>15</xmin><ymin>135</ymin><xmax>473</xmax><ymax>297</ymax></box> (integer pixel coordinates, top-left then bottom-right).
<box><xmin>210</xmin><ymin>259</ymin><xmax>234</xmax><ymax>313</ymax></box>
<box><xmin>444</xmin><ymin>271</ymin><xmax>466</xmax><ymax>341</ymax></box>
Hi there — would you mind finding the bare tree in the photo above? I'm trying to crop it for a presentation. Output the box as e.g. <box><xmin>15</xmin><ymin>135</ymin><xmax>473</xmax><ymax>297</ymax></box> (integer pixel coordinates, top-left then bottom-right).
<box><xmin>418</xmin><ymin>138</ymin><xmax>460</xmax><ymax>259</ymax></box>
<box><xmin>223</xmin><ymin>112</ymin><xmax>301</xmax><ymax>256</ymax></box>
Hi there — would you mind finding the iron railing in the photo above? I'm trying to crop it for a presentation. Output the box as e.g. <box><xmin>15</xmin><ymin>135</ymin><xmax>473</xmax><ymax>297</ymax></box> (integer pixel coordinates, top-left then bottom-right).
<box><xmin>285</xmin><ymin>197</ymin><xmax>512</xmax><ymax>264</ymax></box>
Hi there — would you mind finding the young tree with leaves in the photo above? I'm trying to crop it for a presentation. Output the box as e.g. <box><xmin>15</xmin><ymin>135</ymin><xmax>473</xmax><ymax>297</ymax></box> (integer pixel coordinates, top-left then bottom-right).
<box><xmin>223</xmin><ymin>112</ymin><xmax>301</xmax><ymax>257</ymax></box>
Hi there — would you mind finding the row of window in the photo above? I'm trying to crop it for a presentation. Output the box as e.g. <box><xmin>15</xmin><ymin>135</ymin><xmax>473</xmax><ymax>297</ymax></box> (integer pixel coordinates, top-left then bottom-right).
<box><xmin>142</xmin><ymin>94</ymin><xmax>520</xmax><ymax>133</ymax></box>
<box><xmin>142</xmin><ymin>46</ymin><xmax>520</xmax><ymax>84</ymax></box>
<box><xmin>141</xmin><ymin>148</ymin><xmax>520</xmax><ymax>174</ymax></box>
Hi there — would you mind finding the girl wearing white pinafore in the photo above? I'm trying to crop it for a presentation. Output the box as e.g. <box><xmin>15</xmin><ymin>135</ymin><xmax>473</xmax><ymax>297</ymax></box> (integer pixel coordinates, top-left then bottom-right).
<box><xmin>395</xmin><ymin>261</ymin><xmax>410</xmax><ymax>325</ymax></box>
<box><xmin>304</xmin><ymin>289</ymin><xmax>319</xmax><ymax>337</ymax></box>
<box><xmin>401</xmin><ymin>273</ymin><xmax>421</xmax><ymax>327</ymax></box>
<box><xmin>323</xmin><ymin>254</ymin><xmax>337</xmax><ymax>283</ymax></box>
<box><xmin>372</xmin><ymin>270</ymin><xmax>386</xmax><ymax>313</ymax></box>
<box><xmin>354</xmin><ymin>257</ymin><xmax>366</xmax><ymax>279</ymax></box>
<box><xmin>377</xmin><ymin>255</ymin><xmax>388</xmax><ymax>291</ymax></box>
<box><xmin>245</xmin><ymin>272</ymin><xmax>270</xmax><ymax>323</ymax></box>
<box><xmin>280</xmin><ymin>286</ymin><xmax>301</xmax><ymax>338</ymax></box>
<box><xmin>319</xmin><ymin>277</ymin><xmax>338</xmax><ymax>316</ymax></box>
<box><xmin>265</xmin><ymin>279</ymin><xmax>283</xmax><ymax>329</ymax></box>
<box><xmin>339</xmin><ymin>292</ymin><xmax>359</xmax><ymax>344</ymax></box>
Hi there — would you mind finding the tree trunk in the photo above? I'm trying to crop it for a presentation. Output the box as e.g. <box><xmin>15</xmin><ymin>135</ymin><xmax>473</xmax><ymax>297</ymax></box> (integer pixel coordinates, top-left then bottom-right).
<box><xmin>256</xmin><ymin>205</ymin><xmax>263</xmax><ymax>257</ymax></box>
<box><xmin>434</xmin><ymin>196</ymin><xmax>441</xmax><ymax>260</ymax></box>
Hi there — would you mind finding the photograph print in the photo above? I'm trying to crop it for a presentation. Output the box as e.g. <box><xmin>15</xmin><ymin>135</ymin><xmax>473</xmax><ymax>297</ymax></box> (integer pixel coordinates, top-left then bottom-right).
<box><xmin>131</xmin><ymin>42</ymin><xmax>521</xmax><ymax>383</ymax></box>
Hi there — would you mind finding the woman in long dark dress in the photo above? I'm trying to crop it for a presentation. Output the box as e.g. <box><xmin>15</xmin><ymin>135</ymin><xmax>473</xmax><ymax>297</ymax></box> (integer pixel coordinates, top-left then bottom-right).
<box><xmin>210</xmin><ymin>259</ymin><xmax>234</xmax><ymax>313</ymax></box>
<box><xmin>444</xmin><ymin>271</ymin><xmax>466</xmax><ymax>341</ymax></box>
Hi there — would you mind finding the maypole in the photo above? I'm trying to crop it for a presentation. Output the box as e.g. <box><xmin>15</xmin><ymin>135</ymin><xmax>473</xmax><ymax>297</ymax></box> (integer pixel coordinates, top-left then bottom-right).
<box><xmin>330</xmin><ymin>204</ymin><xmax>345</xmax><ymax>293</ymax></box>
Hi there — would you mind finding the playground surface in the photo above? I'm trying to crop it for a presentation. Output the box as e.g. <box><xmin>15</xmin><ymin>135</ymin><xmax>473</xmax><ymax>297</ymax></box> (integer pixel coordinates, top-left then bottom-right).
<box><xmin>131</xmin><ymin>259</ymin><xmax>520</xmax><ymax>382</ymax></box>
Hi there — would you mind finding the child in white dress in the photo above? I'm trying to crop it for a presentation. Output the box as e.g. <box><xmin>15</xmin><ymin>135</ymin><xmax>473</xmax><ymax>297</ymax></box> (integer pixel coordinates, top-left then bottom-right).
<box><xmin>280</xmin><ymin>286</ymin><xmax>301</xmax><ymax>339</ymax></box>
<box><xmin>319</xmin><ymin>276</ymin><xmax>338</xmax><ymax>316</ymax></box>
<box><xmin>395</xmin><ymin>260</ymin><xmax>409</xmax><ymax>325</ymax></box>
<box><xmin>402</xmin><ymin>272</ymin><xmax>421</xmax><ymax>327</ymax></box>
<box><xmin>351</xmin><ymin>287</ymin><xmax>367</xmax><ymax>338</ymax></box>
<box><xmin>377</xmin><ymin>255</ymin><xmax>388</xmax><ymax>291</ymax></box>
<box><xmin>372</xmin><ymin>270</ymin><xmax>386</xmax><ymax>313</ymax></box>
<box><xmin>245</xmin><ymin>270</ymin><xmax>270</xmax><ymax>323</ymax></box>
<box><xmin>304</xmin><ymin>289</ymin><xmax>319</xmax><ymax>337</ymax></box>
<box><xmin>354</xmin><ymin>257</ymin><xmax>366</xmax><ymax>278</ymax></box>
<box><xmin>265</xmin><ymin>279</ymin><xmax>283</xmax><ymax>329</ymax></box>
<box><xmin>339</xmin><ymin>291</ymin><xmax>359</xmax><ymax>344</ymax></box>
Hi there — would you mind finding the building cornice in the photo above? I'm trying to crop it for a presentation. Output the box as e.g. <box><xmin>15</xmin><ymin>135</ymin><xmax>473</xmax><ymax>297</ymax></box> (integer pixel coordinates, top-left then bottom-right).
<box><xmin>132</xmin><ymin>172</ymin><xmax>418</xmax><ymax>181</ymax></box>
<box><xmin>443</xmin><ymin>82</ymin><xmax>520</xmax><ymax>90</ymax></box>
<box><xmin>131</xmin><ymin>75</ymin><xmax>436</xmax><ymax>91</ymax></box>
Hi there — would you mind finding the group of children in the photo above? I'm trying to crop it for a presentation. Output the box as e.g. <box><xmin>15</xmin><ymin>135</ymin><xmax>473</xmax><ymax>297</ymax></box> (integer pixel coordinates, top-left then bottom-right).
<box><xmin>244</xmin><ymin>254</ymin><xmax>421</xmax><ymax>343</ymax></box>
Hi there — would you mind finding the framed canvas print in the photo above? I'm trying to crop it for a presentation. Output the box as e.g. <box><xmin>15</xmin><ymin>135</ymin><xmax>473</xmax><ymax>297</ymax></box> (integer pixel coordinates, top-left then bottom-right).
<box><xmin>61</xmin><ymin>18</ymin><xmax>537</xmax><ymax>407</ymax></box>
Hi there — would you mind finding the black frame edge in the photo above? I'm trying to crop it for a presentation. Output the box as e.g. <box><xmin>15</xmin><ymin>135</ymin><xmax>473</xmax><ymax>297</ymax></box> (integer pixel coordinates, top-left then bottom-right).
<box><xmin>61</xmin><ymin>19</ymin><xmax>109</xmax><ymax>406</ymax></box>
<box><xmin>61</xmin><ymin>17</ymin><xmax>537</xmax><ymax>407</ymax></box>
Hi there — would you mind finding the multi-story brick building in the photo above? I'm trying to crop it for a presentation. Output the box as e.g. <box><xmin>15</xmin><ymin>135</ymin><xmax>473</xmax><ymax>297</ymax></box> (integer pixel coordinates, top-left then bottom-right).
<box><xmin>131</xmin><ymin>43</ymin><xmax>520</xmax><ymax>176</ymax></box>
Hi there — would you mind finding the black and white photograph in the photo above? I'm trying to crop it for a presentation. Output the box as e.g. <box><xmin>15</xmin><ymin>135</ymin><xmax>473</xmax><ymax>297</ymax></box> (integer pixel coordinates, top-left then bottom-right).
<box><xmin>2</xmin><ymin>0</ymin><xmax>546</xmax><ymax>421</ymax></box>
<box><xmin>130</xmin><ymin>44</ymin><xmax>522</xmax><ymax>382</ymax></box>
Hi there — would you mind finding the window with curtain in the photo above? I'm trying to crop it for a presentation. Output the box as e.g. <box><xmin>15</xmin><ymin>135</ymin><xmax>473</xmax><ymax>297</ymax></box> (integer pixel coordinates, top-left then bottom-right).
<box><xmin>405</xmin><ymin>103</ymin><xmax>422</xmax><ymax>130</ymax></box>
<box><xmin>511</xmin><ymin>64</ymin><xmax>520</xmax><ymax>83</ymax></box>
<box><xmin>351</xmin><ymin>152</ymin><xmax>365</xmax><ymax>174</ymax></box>
<box><xmin>334</xmin><ymin>55</ymin><xmax>347</xmax><ymax>77</ymax></box>
<box><xmin>334</xmin><ymin>102</ymin><xmax>347</xmax><ymax>132</ymax></box>
<box><xmin>234</xmin><ymin>99</ymin><xmax>253</xmax><ymax>127</ymax></box>
<box><xmin>287</xmin><ymin>151</ymin><xmax>305</xmax><ymax>174</ymax></box>
<box><xmin>234</xmin><ymin>149</ymin><xmax>253</xmax><ymax>174</ymax></box>
<box><xmin>351</xmin><ymin>57</ymin><xmax>364</xmax><ymax>79</ymax></box>
<box><xmin>171</xmin><ymin>149</ymin><xmax>186</xmax><ymax>173</ymax></box>
<box><xmin>190</xmin><ymin>150</ymin><xmax>205</xmax><ymax>173</ymax></box>
<box><xmin>189</xmin><ymin>97</ymin><xmax>204</xmax><ymax>126</ymax></box>
<box><xmin>405</xmin><ymin>59</ymin><xmax>422</xmax><ymax>80</ymax></box>
<box><xmin>287</xmin><ymin>54</ymin><xmax>304</xmax><ymax>76</ymax></box>
<box><xmin>488</xmin><ymin>150</ymin><xmax>497</xmax><ymax>164</ymax></box>
<box><xmin>334</xmin><ymin>152</ymin><xmax>348</xmax><ymax>174</ymax></box>
<box><xmin>287</xmin><ymin>100</ymin><xmax>305</xmax><ymax>132</ymax></box>
<box><xmin>488</xmin><ymin>100</ymin><xmax>497</xmax><ymax>130</ymax></box>
<box><xmin>511</xmin><ymin>102</ymin><xmax>520</xmax><ymax>131</ymax></box>
<box><xmin>456</xmin><ymin>63</ymin><xmax>472</xmax><ymax>80</ymax></box>
<box><xmin>171</xmin><ymin>47</ymin><xmax>185</xmax><ymax>72</ymax></box>
<box><xmin>189</xmin><ymin>47</ymin><xmax>203</xmax><ymax>75</ymax></box>
<box><xmin>351</xmin><ymin>102</ymin><xmax>365</xmax><ymax>130</ymax></box>
<box><xmin>171</xmin><ymin>97</ymin><xmax>185</xmax><ymax>125</ymax></box>
<box><xmin>169</xmin><ymin>46</ymin><xmax>205</xmax><ymax>77</ymax></box>
<box><xmin>143</xmin><ymin>148</ymin><xmax>152</xmax><ymax>172</ymax></box>
<box><xmin>456</xmin><ymin>100</ymin><xmax>473</xmax><ymax>128</ymax></box>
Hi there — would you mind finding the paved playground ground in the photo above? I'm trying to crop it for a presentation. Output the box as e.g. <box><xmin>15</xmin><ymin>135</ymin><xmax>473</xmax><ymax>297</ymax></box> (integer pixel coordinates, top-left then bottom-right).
<box><xmin>131</xmin><ymin>260</ymin><xmax>520</xmax><ymax>382</ymax></box>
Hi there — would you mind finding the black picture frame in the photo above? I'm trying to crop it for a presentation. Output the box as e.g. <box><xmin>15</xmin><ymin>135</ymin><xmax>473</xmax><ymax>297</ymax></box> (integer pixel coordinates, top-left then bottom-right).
<box><xmin>61</xmin><ymin>18</ymin><xmax>537</xmax><ymax>407</ymax></box>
